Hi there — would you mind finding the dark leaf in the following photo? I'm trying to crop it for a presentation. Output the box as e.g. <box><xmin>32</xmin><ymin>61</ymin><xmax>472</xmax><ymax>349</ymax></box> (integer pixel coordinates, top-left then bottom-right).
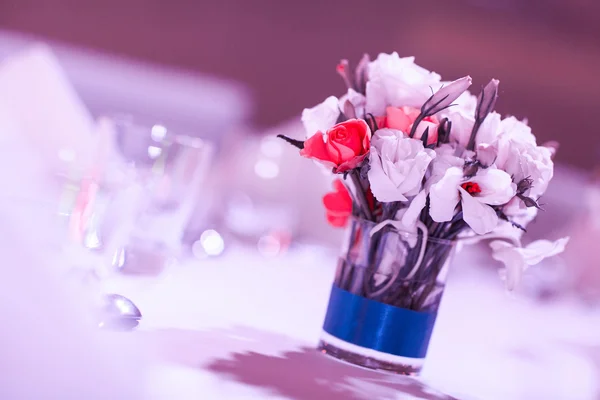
<box><xmin>445</xmin><ymin>120</ymin><xmax>452</xmax><ymax>143</ymax></box>
<box><xmin>421</xmin><ymin>94</ymin><xmax>449</xmax><ymax>116</ymax></box>
<box><xmin>276</xmin><ymin>134</ymin><xmax>304</xmax><ymax>150</ymax></box>
<box><xmin>516</xmin><ymin>177</ymin><xmax>533</xmax><ymax>195</ymax></box>
<box><xmin>408</xmin><ymin>114</ymin><xmax>424</xmax><ymax>138</ymax></box>
<box><xmin>437</xmin><ymin>118</ymin><xmax>452</xmax><ymax>145</ymax></box>
<box><xmin>463</xmin><ymin>160</ymin><xmax>480</xmax><ymax>178</ymax></box>
<box><xmin>518</xmin><ymin>194</ymin><xmax>542</xmax><ymax>209</ymax></box>
<box><xmin>420</xmin><ymin>127</ymin><xmax>429</xmax><ymax>147</ymax></box>
<box><xmin>365</xmin><ymin>113</ymin><xmax>379</xmax><ymax>132</ymax></box>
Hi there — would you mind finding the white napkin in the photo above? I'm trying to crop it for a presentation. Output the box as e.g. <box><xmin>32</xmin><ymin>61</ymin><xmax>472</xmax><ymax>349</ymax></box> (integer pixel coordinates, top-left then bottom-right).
<box><xmin>0</xmin><ymin>45</ymin><xmax>147</xmax><ymax>399</ymax></box>
<box><xmin>0</xmin><ymin>201</ymin><xmax>146</xmax><ymax>400</ymax></box>
<box><xmin>0</xmin><ymin>44</ymin><xmax>95</xmax><ymax>201</ymax></box>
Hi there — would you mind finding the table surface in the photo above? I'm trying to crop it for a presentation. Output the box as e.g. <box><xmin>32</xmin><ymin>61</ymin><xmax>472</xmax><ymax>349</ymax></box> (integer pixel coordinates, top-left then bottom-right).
<box><xmin>102</xmin><ymin>244</ymin><xmax>600</xmax><ymax>400</ymax></box>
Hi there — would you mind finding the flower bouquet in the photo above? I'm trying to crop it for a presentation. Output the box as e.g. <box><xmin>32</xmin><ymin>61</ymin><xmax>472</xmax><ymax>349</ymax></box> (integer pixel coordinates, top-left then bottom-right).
<box><xmin>278</xmin><ymin>52</ymin><xmax>569</xmax><ymax>375</ymax></box>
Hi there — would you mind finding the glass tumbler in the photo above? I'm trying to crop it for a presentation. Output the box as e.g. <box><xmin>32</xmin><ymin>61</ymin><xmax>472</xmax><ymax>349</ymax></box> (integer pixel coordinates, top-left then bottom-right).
<box><xmin>71</xmin><ymin>116</ymin><xmax>215</xmax><ymax>276</ymax></box>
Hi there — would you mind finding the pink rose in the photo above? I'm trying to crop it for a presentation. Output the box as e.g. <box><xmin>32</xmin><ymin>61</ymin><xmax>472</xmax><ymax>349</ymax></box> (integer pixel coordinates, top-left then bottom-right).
<box><xmin>300</xmin><ymin>119</ymin><xmax>371</xmax><ymax>173</ymax></box>
<box><xmin>379</xmin><ymin>106</ymin><xmax>439</xmax><ymax>145</ymax></box>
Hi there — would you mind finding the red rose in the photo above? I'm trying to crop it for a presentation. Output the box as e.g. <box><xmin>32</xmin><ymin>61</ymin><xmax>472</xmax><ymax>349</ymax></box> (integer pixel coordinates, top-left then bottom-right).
<box><xmin>300</xmin><ymin>119</ymin><xmax>371</xmax><ymax>173</ymax></box>
<box><xmin>322</xmin><ymin>180</ymin><xmax>353</xmax><ymax>227</ymax></box>
<box><xmin>378</xmin><ymin>106</ymin><xmax>438</xmax><ymax>145</ymax></box>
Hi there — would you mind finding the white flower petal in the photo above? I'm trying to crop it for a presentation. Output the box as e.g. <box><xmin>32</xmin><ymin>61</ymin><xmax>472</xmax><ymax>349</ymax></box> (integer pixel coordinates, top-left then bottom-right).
<box><xmin>498</xmin><ymin>141</ymin><xmax>554</xmax><ymax>198</ymax></box>
<box><xmin>495</xmin><ymin>116</ymin><xmax>538</xmax><ymax>169</ymax></box>
<box><xmin>429</xmin><ymin>167</ymin><xmax>462</xmax><ymax>222</ymax></box>
<box><xmin>371</xmin><ymin>128</ymin><xmax>402</xmax><ymax>146</ymax></box>
<box><xmin>443</xmin><ymin>108</ymin><xmax>474</xmax><ymax>147</ymax></box>
<box><xmin>396</xmin><ymin>148</ymin><xmax>435</xmax><ymax>193</ymax></box>
<box><xmin>301</xmin><ymin>96</ymin><xmax>340</xmax><ymax>138</ymax></box>
<box><xmin>365</xmin><ymin>53</ymin><xmax>441</xmax><ymax>115</ymax></box>
<box><xmin>459</xmin><ymin>187</ymin><xmax>498</xmax><ymax>234</ymax></box>
<box><xmin>490</xmin><ymin>240</ymin><xmax>528</xmax><ymax>291</ymax></box>
<box><xmin>500</xmin><ymin>116</ymin><xmax>536</xmax><ymax>146</ymax></box>
<box><xmin>471</xmin><ymin>168</ymin><xmax>516</xmax><ymax>205</ymax></box>
<box><xmin>476</xmin><ymin>111</ymin><xmax>502</xmax><ymax>147</ymax></box>
<box><xmin>368</xmin><ymin>147</ymin><xmax>408</xmax><ymax>202</ymax></box>
<box><xmin>434</xmin><ymin>143</ymin><xmax>459</xmax><ymax>158</ymax></box>
<box><xmin>490</xmin><ymin>237</ymin><xmax>569</xmax><ymax>291</ymax></box>
<box><xmin>364</xmin><ymin>80</ymin><xmax>389</xmax><ymax>116</ymax></box>
<box><xmin>368</xmin><ymin>132</ymin><xmax>434</xmax><ymax>202</ymax></box>
<box><xmin>476</xmin><ymin>143</ymin><xmax>498</xmax><ymax>167</ymax></box>
<box><xmin>427</xmin><ymin>146</ymin><xmax>463</xmax><ymax>189</ymax></box>
<box><xmin>401</xmin><ymin>190</ymin><xmax>427</xmax><ymax>228</ymax></box>
<box><xmin>370</xmin><ymin>217</ymin><xmax>418</xmax><ymax>247</ymax></box>
<box><xmin>519</xmin><ymin>237</ymin><xmax>570</xmax><ymax>265</ymax></box>
<box><xmin>339</xmin><ymin>89</ymin><xmax>366</xmax><ymax>118</ymax></box>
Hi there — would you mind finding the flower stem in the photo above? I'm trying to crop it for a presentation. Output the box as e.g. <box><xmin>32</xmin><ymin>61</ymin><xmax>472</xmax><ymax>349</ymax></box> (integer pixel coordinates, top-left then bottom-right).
<box><xmin>350</xmin><ymin>171</ymin><xmax>374</xmax><ymax>221</ymax></box>
<box><xmin>466</xmin><ymin>119</ymin><xmax>481</xmax><ymax>151</ymax></box>
<box><xmin>408</xmin><ymin>114</ymin><xmax>424</xmax><ymax>139</ymax></box>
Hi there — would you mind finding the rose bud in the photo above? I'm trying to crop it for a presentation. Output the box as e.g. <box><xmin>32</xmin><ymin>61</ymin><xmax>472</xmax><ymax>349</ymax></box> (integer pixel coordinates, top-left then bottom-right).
<box><xmin>300</xmin><ymin>119</ymin><xmax>371</xmax><ymax>173</ymax></box>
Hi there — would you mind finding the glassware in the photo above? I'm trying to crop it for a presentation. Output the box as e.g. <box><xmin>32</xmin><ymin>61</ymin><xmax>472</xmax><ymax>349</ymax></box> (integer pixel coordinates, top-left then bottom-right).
<box><xmin>70</xmin><ymin>116</ymin><xmax>215</xmax><ymax>276</ymax></box>
<box><xmin>318</xmin><ymin>217</ymin><xmax>456</xmax><ymax>375</ymax></box>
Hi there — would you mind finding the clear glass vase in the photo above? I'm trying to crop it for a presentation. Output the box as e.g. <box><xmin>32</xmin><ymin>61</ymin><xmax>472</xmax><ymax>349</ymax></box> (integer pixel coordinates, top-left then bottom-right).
<box><xmin>318</xmin><ymin>217</ymin><xmax>456</xmax><ymax>375</ymax></box>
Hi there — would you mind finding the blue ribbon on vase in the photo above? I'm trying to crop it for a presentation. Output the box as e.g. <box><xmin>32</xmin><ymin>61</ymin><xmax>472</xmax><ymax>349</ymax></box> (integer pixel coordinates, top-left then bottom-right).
<box><xmin>322</xmin><ymin>285</ymin><xmax>437</xmax><ymax>358</ymax></box>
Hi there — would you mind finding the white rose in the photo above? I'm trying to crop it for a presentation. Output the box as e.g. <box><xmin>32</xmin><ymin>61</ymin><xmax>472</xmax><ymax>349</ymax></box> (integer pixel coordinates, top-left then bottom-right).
<box><xmin>301</xmin><ymin>96</ymin><xmax>340</xmax><ymax>138</ymax></box>
<box><xmin>365</xmin><ymin>53</ymin><xmax>441</xmax><ymax>116</ymax></box>
<box><xmin>490</xmin><ymin>116</ymin><xmax>553</xmax><ymax>198</ymax></box>
<box><xmin>301</xmin><ymin>90</ymin><xmax>368</xmax><ymax>138</ymax></box>
<box><xmin>499</xmin><ymin>140</ymin><xmax>553</xmax><ymax>198</ymax></box>
<box><xmin>499</xmin><ymin>116</ymin><xmax>537</xmax><ymax>145</ymax></box>
<box><xmin>368</xmin><ymin>129</ymin><xmax>435</xmax><ymax>202</ymax></box>
<box><xmin>494</xmin><ymin>117</ymin><xmax>534</xmax><ymax>165</ymax></box>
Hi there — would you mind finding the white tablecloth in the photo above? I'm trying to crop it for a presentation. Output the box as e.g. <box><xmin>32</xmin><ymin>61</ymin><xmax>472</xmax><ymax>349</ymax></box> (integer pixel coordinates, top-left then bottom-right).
<box><xmin>102</xmin><ymin>244</ymin><xmax>600</xmax><ymax>400</ymax></box>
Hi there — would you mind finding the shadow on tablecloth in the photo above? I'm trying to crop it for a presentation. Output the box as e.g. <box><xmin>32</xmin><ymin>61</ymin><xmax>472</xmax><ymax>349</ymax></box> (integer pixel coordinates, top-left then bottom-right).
<box><xmin>140</xmin><ymin>326</ymin><xmax>457</xmax><ymax>400</ymax></box>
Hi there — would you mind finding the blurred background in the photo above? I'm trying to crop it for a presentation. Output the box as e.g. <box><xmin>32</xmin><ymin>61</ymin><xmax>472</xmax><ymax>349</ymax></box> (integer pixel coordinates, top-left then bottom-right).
<box><xmin>1</xmin><ymin>1</ymin><xmax>600</xmax><ymax>398</ymax></box>
<box><xmin>1</xmin><ymin>0</ymin><xmax>599</xmax><ymax>167</ymax></box>
<box><xmin>0</xmin><ymin>0</ymin><xmax>598</xmax><ymax>333</ymax></box>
